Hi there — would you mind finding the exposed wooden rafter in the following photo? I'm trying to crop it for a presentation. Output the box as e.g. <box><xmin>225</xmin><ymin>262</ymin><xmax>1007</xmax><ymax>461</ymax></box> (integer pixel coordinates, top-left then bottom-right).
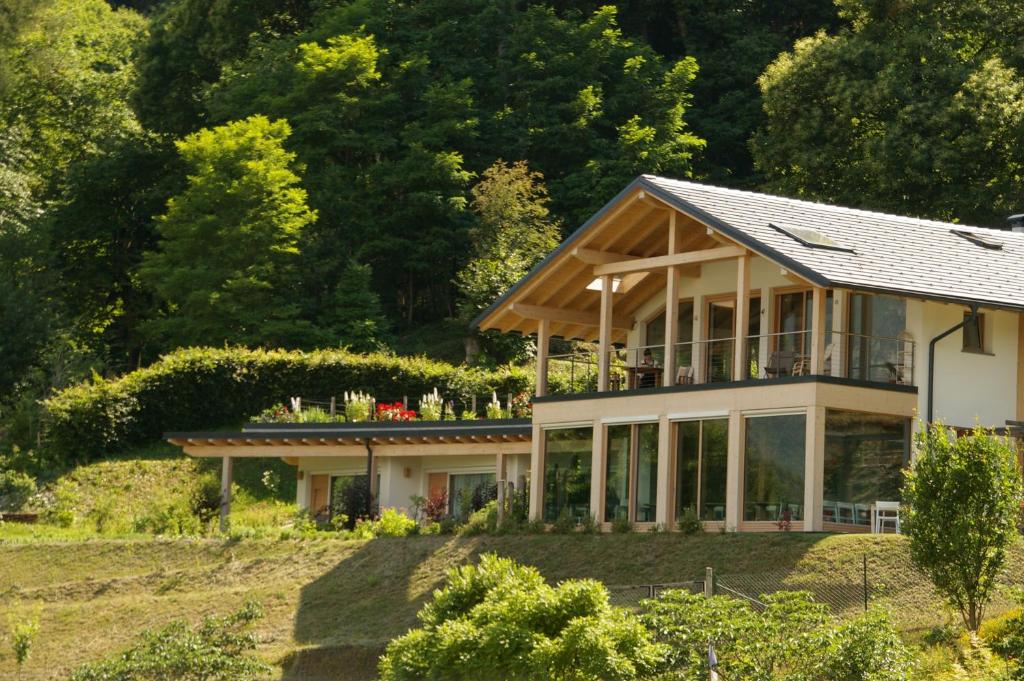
<box><xmin>509</xmin><ymin>303</ymin><xmax>633</xmax><ymax>330</ymax></box>
<box><xmin>593</xmin><ymin>245</ymin><xmax>746</xmax><ymax>277</ymax></box>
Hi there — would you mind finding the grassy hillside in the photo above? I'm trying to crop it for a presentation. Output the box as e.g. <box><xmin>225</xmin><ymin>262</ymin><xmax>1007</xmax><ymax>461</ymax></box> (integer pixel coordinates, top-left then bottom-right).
<box><xmin>2</xmin><ymin>533</ymin><xmax>1023</xmax><ymax>680</ymax></box>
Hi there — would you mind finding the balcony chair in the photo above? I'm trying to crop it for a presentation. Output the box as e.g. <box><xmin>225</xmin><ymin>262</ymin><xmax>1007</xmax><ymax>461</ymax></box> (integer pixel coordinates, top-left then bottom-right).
<box><xmin>676</xmin><ymin>365</ymin><xmax>695</xmax><ymax>385</ymax></box>
<box><xmin>836</xmin><ymin>501</ymin><xmax>856</xmax><ymax>524</ymax></box>
<box><xmin>873</xmin><ymin>501</ymin><xmax>901</xmax><ymax>534</ymax></box>
<box><xmin>763</xmin><ymin>350</ymin><xmax>797</xmax><ymax>378</ymax></box>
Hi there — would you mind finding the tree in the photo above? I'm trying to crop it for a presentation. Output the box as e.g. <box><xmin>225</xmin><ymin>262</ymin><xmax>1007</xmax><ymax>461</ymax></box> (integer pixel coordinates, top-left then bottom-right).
<box><xmin>6</xmin><ymin>608</ymin><xmax>39</xmax><ymax>677</ymax></box>
<box><xmin>140</xmin><ymin>115</ymin><xmax>318</xmax><ymax>349</ymax></box>
<box><xmin>456</xmin><ymin>160</ymin><xmax>561</xmax><ymax>363</ymax></box>
<box><xmin>903</xmin><ymin>423</ymin><xmax>1024</xmax><ymax>631</ymax></box>
<box><xmin>378</xmin><ymin>553</ymin><xmax>667</xmax><ymax>681</ymax></box>
<box><xmin>753</xmin><ymin>0</ymin><xmax>1024</xmax><ymax>226</ymax></box>
<box><xmin>315</xmin><ymin>260</ymin><xmax>390</xmax><ymax>353</ymax></box>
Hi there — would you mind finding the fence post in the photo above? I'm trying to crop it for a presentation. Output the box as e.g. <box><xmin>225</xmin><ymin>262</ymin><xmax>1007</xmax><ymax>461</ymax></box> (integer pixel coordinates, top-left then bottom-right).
<box><xmin>863</xmin><ymin>554</ymin><xmax>868</xmax><ymax>611</ymax></box>
<box><xmin>471</xmin><ymin>395</ymin><xmax>477</xmax><ymax>415</ymax></box>
<box><xmin>704</xmin><ymin>567</ymin><xmax>714</xmax><ymax>598</ymax></box>
<box><xmin>329</xmin><ymin>396</ymin><xmax>336</xmax><ymax>417</ymax></box>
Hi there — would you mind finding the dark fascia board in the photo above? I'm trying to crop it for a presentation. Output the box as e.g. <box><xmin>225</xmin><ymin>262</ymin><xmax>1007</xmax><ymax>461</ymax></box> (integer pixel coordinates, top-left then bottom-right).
<box><xmin>532</xmin><ymin>374</ymin><xmax>917</xmax><ymax>405</ymax></box>
<box><xmin>165</xmin><ymin>418</ymin><xmax>533</xmax><ymax>442</ymax></box>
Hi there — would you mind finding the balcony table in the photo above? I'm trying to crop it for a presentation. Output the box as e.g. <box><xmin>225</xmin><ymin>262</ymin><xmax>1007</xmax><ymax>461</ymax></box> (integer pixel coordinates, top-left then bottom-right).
<box><xmin>628</xmin><ymin>365</ymin><xmax>663</xmax><ymax>389</ymax></box>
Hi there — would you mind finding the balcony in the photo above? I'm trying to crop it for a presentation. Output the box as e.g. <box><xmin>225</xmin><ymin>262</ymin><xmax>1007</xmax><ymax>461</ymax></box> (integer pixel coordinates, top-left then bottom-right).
<box><xmin>545</xmin><ymin>331</ymin><xmax>915</xmax><ymax>396</ymax></box>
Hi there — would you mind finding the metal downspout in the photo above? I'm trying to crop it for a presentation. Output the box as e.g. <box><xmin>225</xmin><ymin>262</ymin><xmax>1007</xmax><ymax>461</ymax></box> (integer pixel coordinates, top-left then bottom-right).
<box><xmin>365</xmin><ymin>440</ymin><xmax>374</xmax><ymax>517</ymax></box>
<box><xmin>927</xmin><ymin>304</ymin><xmax>979</xmax><ymax>424</ymax></box>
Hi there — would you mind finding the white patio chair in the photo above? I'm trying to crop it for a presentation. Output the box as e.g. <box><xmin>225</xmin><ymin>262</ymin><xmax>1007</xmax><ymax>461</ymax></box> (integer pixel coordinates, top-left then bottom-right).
<box><xmin>836</xmin><ymin>501</ymin><xmax>855</xmax><ymax>524</ymax></box>
<box><xmin>873</xmin><ymin>501</ymin><xmax>901</xmax><ymax>534</ymax></box>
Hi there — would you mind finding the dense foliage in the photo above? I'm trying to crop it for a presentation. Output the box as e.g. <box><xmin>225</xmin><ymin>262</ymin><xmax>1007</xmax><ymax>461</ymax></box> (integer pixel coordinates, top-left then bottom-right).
<box><xmin>903</xmin><ymin>423</ymin><xmax>1024</xmax><ymax>631</ymax></box>
<box><xmin>40</xmin><ymin>346</ymin><xmax>531</xmax><ymax>462</ymax></box>
<box><xmin>754</xmin><ymin>0</ymin><xmax>1024</xmax><ymax>225</ymax></box>
<box><xmin>69</xmin><ymin>601</ymin><xmax>269</xmax><ymax>681</ymax></box>
<box><xmin>379</xmin><ymin>553</ymin><xmax>667</xmax><ymax>681</ymax></box>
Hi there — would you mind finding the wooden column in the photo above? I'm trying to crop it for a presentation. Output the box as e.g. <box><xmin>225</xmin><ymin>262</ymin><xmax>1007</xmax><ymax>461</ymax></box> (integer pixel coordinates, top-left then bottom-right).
<box><xmin>589</xmin><ymin>421</ymin><xmax>605</xmax><ymax>524</ymax></box>
<box><xmin>528</xmin><ymin>424</ymin><xmax>544</xmax><ymax>521</ymax></box>
<box><xmin>219</xmin><ymin>455</ymin><xmax>233</xmax><ymax>532</ymax></box>
<box><xmin>655</xmin><ymin>416</ymin><xmax>673</xmax><ymax>527</ymax></box>
<box><xmin>831</xmin><ymin>290</ymin><xmax>848</xmax><ymax>378</ymax></box>
<box><xmin>597</xmin><ymin>274</ymin><xmax>613</xmax><ymax>392</ymax></box>
<box><xmin>803</xmin><ymin>406</ymin><xmax>826</xmax><ymax>532</ymax></box>
<box><xmin>733</xmin><ymin>254</ymin><xmax>750</xmax><ymax>381</ymax></box>
<box><xmin>663</xmin><ymin>268</ymin><xmax>679</xmax><ymax>387</ymax></box>
<box><xmin>693</xmin><ymin>297</ymin><xmax>706</xmax><ymax>384</ymax></box>
<box><xmin>535</xmin><ymin>318</ymin><xmax>550</xmax><ymax>397</ymax></box>
<box><xmin>724</xmin><ymin>411</ymin><xmax>743</xmax><ymax>531</ymax></box>
<box><xmin>496</xmin><ymin>452</ymin><xmax>507</xmax><ymax>522</ymax></box>
<box><xmin>663</xmin><ymin>212</ymin><xmax>680</xmax><ymax>387</ymax></box>
<box><xmin>809</xmin><ymin>286</ymin><xmax>828</xmax><ymax>375</ymax></box>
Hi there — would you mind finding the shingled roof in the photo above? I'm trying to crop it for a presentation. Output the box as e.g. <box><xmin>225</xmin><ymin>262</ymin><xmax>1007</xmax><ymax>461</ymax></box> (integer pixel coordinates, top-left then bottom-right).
<box><xmin>473</xmin><ymin>175</ymin><xmax>1024</xmax><ymax>335</ymax></box>
<box><xmin>641</xmin><ymin>176</ymin><xmax>1024</xmax><ymax>311</ymax></box>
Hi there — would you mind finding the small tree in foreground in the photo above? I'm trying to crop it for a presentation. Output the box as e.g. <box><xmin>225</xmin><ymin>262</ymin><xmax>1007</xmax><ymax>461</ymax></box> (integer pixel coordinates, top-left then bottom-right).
<box><xmin>69</xmin><ymin>601</ymin><xmax>269</xmax><ymax>681</ymax></box>
<box><xmin>903</xmin><ymin>422</ymin><xmax>1023</xmax><ymax>631</ymax></box>
<box><xmin>7</xmin><ymin>609</ymin><xmax>39</xmax><ymax>678</ymax></box>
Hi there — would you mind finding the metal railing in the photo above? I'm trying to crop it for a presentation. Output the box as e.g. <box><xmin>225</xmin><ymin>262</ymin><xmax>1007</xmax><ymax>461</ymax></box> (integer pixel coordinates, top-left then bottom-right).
<box><xmin>543</xmin><ymin>330</ymin><xmax>916</xmax><ymax>394</ymax></box>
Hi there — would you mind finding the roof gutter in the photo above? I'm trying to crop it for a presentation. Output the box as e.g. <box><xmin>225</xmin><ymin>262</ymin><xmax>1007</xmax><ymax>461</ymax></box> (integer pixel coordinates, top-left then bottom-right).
<box><xmin>365</xmin><ymin>440</ymin><xmax>375</xmax><ymax>518</ymax></box>
<box><xmin>927</xmin><ymin>304</ymin><xmax>979</xmax><ymax>424</ymax></box>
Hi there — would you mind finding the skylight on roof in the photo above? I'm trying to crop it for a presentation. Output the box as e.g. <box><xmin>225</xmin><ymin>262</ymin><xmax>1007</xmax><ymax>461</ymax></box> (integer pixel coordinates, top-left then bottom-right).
<box><xmin>951</xmin><ymin>229</ymin><xmax>1003</xmax><ymax>250</ymax></box>
<box><xmin>770</xmin><ymin>223</ymin><xmax>854</xmax><ymax>252</ymax></box>
<box><xmin>586</xmin><ymin>277</ymin><xmax>622</xmax><ymax>292</ymax></box>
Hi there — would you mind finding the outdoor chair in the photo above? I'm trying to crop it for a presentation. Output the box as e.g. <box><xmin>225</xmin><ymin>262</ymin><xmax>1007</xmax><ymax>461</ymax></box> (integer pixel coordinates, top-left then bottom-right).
<box><xmin>763</xmin><ymin>350</ymin><xmax>796</xmax><ymax>378</ymax></box>
<box><xmin>836</xmin><ymin>501</ymin><xmax>856</xmax><ymax>524</ymax></box>
<box><xmin>873</xmin><ymin>501</ymin><xmax>901</xmax><ymax>534</ymax></box>
<box><xmin>676</xmin><ymin>365</ymin><xmax>695</xmax><ymax>385</ymax></box>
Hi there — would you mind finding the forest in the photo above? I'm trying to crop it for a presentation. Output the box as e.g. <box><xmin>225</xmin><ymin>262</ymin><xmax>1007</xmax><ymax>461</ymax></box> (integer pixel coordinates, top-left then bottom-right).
<box><xmin>2</xmin><ymin>0</ymin><xmax>1024</xmax><ymax>448</ymax></box>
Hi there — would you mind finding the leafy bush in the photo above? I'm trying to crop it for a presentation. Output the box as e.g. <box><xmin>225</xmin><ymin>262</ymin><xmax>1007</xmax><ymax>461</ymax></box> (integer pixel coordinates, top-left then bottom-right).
<box><xmin>0</xmin><ymin>468</ymin><xmax>36</xmax><ymax>512</ymax></box>
<box><xmin>379</xmin><ymin>554</ymin><xmax>667</xmax><ymax>681</ymax></box>
<box><xmin>458</xmin><ymin>500</ymin><xmax>498</xmax><ymax>536</ymax></box>
<box><xmin>133</xmin><ymin>495</ymin><xmax>203</xmax><ymax>536</ymax></box>
<box><xmin>43</xmin><ymin>478</ymin><xmax>79</xmax><ymax>527</ymax></box>
<box><xmin>7</xmin><ymin>610</ymin><xmax>39</xmax><ymax>671</ymax></box>
<box><xmin>982</xmin><ymin>592</ymin><xmax>1024</xmax><ymax>662</ymax></box>
<box><xmin>352</xmin><ymin>508</ymin><xmax>418</xmax><ymax>538</ymax></box>
<box><xmin>641</xmin><ymin>589</ymin><xmax>914</xmax><ymax>680</ymax></box>
<box><xmin>69</xmin><ymin>601</ymin><xmax>270</xmax><ymax>681</ymax></box>
<box><xmin>550</xmin><ymin>507</ymin><xmax>578</xmax><ymax>534</ymax></box>
<box><xmin>676</xmin><ymin>506</ymin><xmax>704</xmax><ymax>535</ymax></box>
<box><xmin>41</xmin><ymin>347</ymin><xmax>532</xmax><ymax>462</ymax></box>
<box><xmin>611</xmin><ymin>515</ymin><xmax>633</xmax><ymax>534</ymax></box>
<box><xmin>934</xmin><ymin>634</ymin><xmax>1017</xmax><ymax>681</ymax></box>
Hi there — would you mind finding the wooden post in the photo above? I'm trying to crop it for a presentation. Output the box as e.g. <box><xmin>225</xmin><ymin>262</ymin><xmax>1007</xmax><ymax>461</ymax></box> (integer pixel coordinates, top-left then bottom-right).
<box><xmin>809</xmin><ymin>287</ymin><xmax>827</xmax><ymax>375</ymax></box>
<box><xmin>693</xmin><ymin>297</ymin><xmax>706</xmax><ymax>384</ymax></box>
<box><xmin>704</xmin><ymin>567</ymin><xmax>714</xmax><ymax>598</ymax></box>
<box><xmin>663</xmin><ymin>212</ymin><xmax>680</xmax><ymax>387</ymax></box>
<box><xmin>329</xmin><ymin>396</ymin><xmax>336</xmax><ymax>416</ymax></box>
<box><xmin>471</xmin><ymin>395</ymin><xmax>477</xmax><ymax>416</ymax></box>
<box><xmin>804</xmin><ymin>406</ymin><xmax>826</xmax><ymax>531</ymax></box>
<box><xmin>535</xmin><ymin>318</ymin><xmax>550</xmax><ymax>397</ymax></box>
<box><xmin>1017</xmin><ymin>314</ymin><xmax>1024</xmax><ymax>421</ymax></box>
<box><xmin>528</xmin><ymin>424</ymin><xmax>544</xmax><ymax>520</ymax></box>
<box><xmin>655</xmin><ymin>416</ymin><xmax>672</xmax><ymax>527</ymax></box>
<box><xmin>219</xmin><ymin>456</ymin><xmax>233</xmax><ymax>532</ymax></box>
<box><xmin>589</xmin><ymin>421</ymin><xmax>605</xmax><ymax>524</ymax></box>
<box><xmin>733</xmin><ymin>254</ymin><xmax>750</xmax><ymax>381</ymax></box>
<box><xmin>597</xmin><ymin>274</ymin><xmax>614</xmax><ymax>391</ymax></box>
<box><xmin>496</xmin><ymin>452</ymin><xmax>507</xmax><ymax>522</ymax></box>
<box><xmin>831</xmin><ymin>290</ymin><xmax>848</xmax><ymax>378</ymax></box>
<box><xmin>724</xmin><ymin>411</ymin><xmax>742</xmax><ymax>530</ymax></box>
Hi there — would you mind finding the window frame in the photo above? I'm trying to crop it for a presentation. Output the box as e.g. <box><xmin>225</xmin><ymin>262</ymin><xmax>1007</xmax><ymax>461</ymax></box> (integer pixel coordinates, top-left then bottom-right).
<box><xmin>962</xmin><ymin>312</ymin><xmax>987</xmax><ymax>354</ymax></box>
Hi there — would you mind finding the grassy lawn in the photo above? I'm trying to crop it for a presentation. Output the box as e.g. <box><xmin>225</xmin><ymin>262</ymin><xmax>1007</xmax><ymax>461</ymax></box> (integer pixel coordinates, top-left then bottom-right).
<box><xmin>2</xmin><ymin>532</ymin><xmax>1022</xmax><ymax>680</ymax></box>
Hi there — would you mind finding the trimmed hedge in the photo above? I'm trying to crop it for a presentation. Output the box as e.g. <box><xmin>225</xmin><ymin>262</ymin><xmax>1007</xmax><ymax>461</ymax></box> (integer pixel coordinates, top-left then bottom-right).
<box><xmin>42</xmin><ymin>347</ymin><xmax>532</xmax><ymax>463</ymax></box>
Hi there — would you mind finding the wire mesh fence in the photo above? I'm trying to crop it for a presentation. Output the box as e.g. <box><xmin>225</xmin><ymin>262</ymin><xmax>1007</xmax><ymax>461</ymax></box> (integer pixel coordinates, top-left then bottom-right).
<box><xmin>607</xmin><ymin>580</ymin><xmax>705</xmax><ymax>608</ymax></box>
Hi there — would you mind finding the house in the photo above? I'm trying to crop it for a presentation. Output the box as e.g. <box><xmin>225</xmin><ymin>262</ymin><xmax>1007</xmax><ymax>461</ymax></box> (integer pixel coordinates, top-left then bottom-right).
<box><xmin>169</xmin><ymin>175</ymin><xmax>1024</xmax><ymax>532</ymax></box>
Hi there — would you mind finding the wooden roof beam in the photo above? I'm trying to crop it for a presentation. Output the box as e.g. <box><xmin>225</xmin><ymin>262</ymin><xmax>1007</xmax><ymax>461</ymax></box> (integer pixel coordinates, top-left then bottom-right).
<box><xmin>510</xmin><ymin>303</ymin><xmax>633</xmax><ymax>331</ymax></box>
<box><xmin>594</xmin><ymin>245</ymin><xmax>746</xmax><ymax>277</ymax></box>
<box><xmin>571</xmin><ymin>247</ymin><xmax>641</xmax><ymax>265</ymax></box>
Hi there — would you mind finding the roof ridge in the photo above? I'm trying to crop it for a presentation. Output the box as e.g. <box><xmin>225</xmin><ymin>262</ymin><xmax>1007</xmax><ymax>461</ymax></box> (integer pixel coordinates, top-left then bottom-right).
<box><xmin>641</xmin><ymin>175</ymin><xmax>1018</xmax><ymax>237</ymax></box>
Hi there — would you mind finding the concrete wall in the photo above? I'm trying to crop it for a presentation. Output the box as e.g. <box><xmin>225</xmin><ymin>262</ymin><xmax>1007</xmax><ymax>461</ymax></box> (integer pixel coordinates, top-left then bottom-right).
<box><xmin>907</xmin><ymin>301</ymin><xmax>1021</xmax><ymax>429</ymax></box>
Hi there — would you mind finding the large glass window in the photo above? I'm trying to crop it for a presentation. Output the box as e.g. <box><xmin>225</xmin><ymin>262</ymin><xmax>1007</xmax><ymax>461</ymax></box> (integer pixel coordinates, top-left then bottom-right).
<box><xmin>744</xmin><ymin>414</ymin><xmax>806</xmax><ymax>521</ymax></box>
<box><xmin>603</xmin><ymin>423</ymin><xmax>660</xmax><ymax>522</ymax></box>
<box><xmin>771</xmin><ymin>290</ymin><xmax>831</xmax><ymax>376</ymax></box>
<box><xmin>848</xmin><ymin>294</ymin><xmax>907</xmax><ymax>381</ymax></box>
<box><xmin>543</xmin><ymin>427</ymin><xmax>593</xmax><ymax>522</ymax></box>
<box><xmin>646</xmin><ymin>301</ymin><xmax>695</xmax><ymax>367</ymax></box>
<box><xmin>675</xmin><ymin>419</ymin><xmax>728</xmax><ymax>521</ymax></box>
<box><xmin>635</xmin><ymin>423</ymin><xmax>659</xmax><ymax>522</ymax></box>
<box><xmin>449</xmin><ymin>473</ymin><xmax>497</xmax><ymax>521</ymax></box>
<box><xmin>823</xmin><ymin>410</ymin><xmax>909</xmax><ymax>526</ymax></box>
<box><xmin>605</xmin><ymin>425</ymin><xmax>631</xmax><ymax>521</ymax></box>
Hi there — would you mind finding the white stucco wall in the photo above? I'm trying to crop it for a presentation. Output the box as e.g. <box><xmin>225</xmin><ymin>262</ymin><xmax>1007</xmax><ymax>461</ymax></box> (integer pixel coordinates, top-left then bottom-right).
<box><xmin>908</xmin><ymin>301</ymin><xmax>1020</xmax><ymax>429</ymax></box>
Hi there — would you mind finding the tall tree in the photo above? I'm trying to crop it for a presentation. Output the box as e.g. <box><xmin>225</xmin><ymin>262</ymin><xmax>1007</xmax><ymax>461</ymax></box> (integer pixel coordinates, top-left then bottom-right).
<box><xmin>140</xmin><ymin>116</ymin><xmax>318</xmax><ymax>349</ymax></box>
<box><xmin>456</xmin><ymin>160</ymin><xmax>561</xmax><ymax>363</ymax></box>
<box><xmin>753</xmin><ymin>0</ymin><xmax>1024</xmax><ymax>226</ymax></box>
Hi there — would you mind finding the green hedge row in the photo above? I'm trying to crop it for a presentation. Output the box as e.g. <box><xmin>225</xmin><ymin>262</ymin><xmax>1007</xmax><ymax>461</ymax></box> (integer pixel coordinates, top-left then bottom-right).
<box><xmin>41</xmin><ymin>347</ymin><xmax>533</xmax><ymax>463</ymax></box>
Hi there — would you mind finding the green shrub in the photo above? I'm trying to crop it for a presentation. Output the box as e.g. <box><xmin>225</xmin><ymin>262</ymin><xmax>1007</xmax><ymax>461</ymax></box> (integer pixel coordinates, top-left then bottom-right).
<box><xmin>458</xmin><ymin>500</ymin><xmax>498</xmax><ymax>536</ymax></box>
<box><xmin>7</xmin><ymin>610</ymin><xmax>39</xmax><ymax>671</ymax></box>
<box><xmin>611</xmin><ymin>514</ymin><xmax>633</xmax><ymax>533</ymax></box>
<box><xmin>676</xmin><ymin>506</ymin><xmax>704</xmax><ymax>535</ymax></box>
<box><xmin>43</xmin><ymin>479</ymin><xmax>79</xmax><ymax>527</ymax></box>
<box><xmin>70</xmin><ymin>601</ymin><xmax>269</xmax><ymax>681</ymax></box>
<box><xmin>41</xmin><ymin>347</ymin><xmax>532</xmax><ymax>463</ymax></box>
<box><xmin>578</xmin><ymin>512</ymin><xmax>600</xmax><ymax>534</ymax></box>
<box><xmin>133</xmin><ymin>496</ymin><xmax>203</xmax><ymax>536</ymax></box>
<box><xmin>0</xmin><ymin>468</ymin><xmax>36</xmax><ymax>512</ymax></box>
<box><xmin>379</xmin><ymin>554</ymin><xmax>667</xmax><ymax>681</ymax></box>
<box><xmin>550</xmin><ymin>507</ymin><xmax>577</xmax><ymax>534</ymax></box>
<box><xmin>351</xmin><ymin>508</ymin><xmax>418</xmax><ymax>538</ymax></box>
<box><xmin>982</xmin><ymin>595</ymin><xmax>1024</xmax><ymax>661</ymax></box>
